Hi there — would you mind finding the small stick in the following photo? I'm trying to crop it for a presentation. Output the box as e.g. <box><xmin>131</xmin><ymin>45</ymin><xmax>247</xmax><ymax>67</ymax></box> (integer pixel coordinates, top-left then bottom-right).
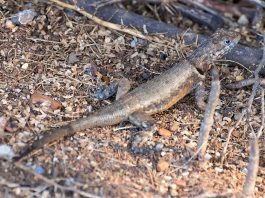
<box><xmin>241</xmin><ymin>34</ymin><xmax>265</xmax><ymax>197</ymax></box>
<box><xmin>257</xmin><ymin>88</ymin><xmax>264</xmax><ymax>138</ymax></box>
<box><xmin>225</xmin><ymin>78</ymin><xmax>265</xmax><ymax>90</ymax></box>
<box><xmin>242</xmin><ymin>135</ymin><xmax>259</xmax><ymax>197</ymax></box>
<box><xmin>242</xmin><ymin>88</ymin><xmax>264</xmax><ymax>196</ymax></box>
<box><xmin>197</xmin><ymin>68</ymin><xmax>220</xmax><ymax>160</ymax></box>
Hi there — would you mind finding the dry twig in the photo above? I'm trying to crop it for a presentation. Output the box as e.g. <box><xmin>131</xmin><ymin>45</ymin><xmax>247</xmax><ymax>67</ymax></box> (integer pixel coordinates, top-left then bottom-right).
<box><xmin>242</xmin><ymin>136</ymin><xmax>260</xmax><ymax>197</ymax></box>
<box><xmin>197</xmin><ymin>68</ymin><xmax>220</xmax><ymax>160</ymax></box>
<box><xmin>241</xmin><ymin>35</ymin><xmax>265</xmax><ymax>197</ymax></box>
<box><xmin>225</xmin><ymin>78</ymin><xmax>265</xmax><ymax>89</ymax></box>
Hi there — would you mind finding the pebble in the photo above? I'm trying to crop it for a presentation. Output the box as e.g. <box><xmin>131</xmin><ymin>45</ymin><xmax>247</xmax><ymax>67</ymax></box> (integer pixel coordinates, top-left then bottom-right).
<box><xmin>238</xmin><ymin>15</ymin><xmax>249</xmax><ymax>25</ymax></box>
<box><xmin>174</xmin><ymin>179</ymin><xmax>186</xmax><ymax>187</ymax></box>
<box><xmin>214</xmin><ymin>167</ymin><xmax>223</xmax><ymax>173</ymax></box>
<box><xmin>5</xmin><ymin>20</ymin><xmax>16</xmax><ymax>29</ymax></box>
<box><xmin>204</xmin><ymin>153</ymin><xmax>212</xmax><ymax>160</ymax></box>
<box><xmin>155</xmin><ymin>142</ymin><xmax>164</xmax><ymax>152</ymax></box>
<box><xmin>158</xmin><ymin>127</ymin><xmax>172</xmax><ymax>137</ymax></box>
<box><xmin>161</xmin><ymin>151</ymin><xmax>167</xmax><ymax>157</ymax></box>
<box><xmin>157</xmin><ymin>159</ymin><xmax>170</xmax><ymax>172</ymax></box>
<box><xmin>68</xmin><ymin>52</ymin><xmax>79</xmax><ymax>64</ymax></box>
<box><xmin>0</xmin><ymin>144</ymin><xmax>14</xmax><ymax>159</ymax></box>
<box><xmin>170</xmin><ymin>122</ymin><xmax>179</xmax><ymax>131</ymax></box>
<box><xmin>11</xmin><ymin>9</ymin><xmax>37</xmax><ymax>25</ymax></box>
<box><xmin>21</xmin><ymin>63</ymin><xmax>29</xmax><ymax>70</ymax></box>
<box><xmin>169</xmin><ymin>187</ymin><xmax>178</xmax><ymax>196</ymax></box>
<box><xmin>35</xmin><ymin>165</ymin><xmax>45</xmax><ymax>175</ymax></box>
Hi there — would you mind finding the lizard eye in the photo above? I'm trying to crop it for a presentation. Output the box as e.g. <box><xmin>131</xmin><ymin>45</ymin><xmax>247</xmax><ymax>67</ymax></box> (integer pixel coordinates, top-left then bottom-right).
<box><xmin>224</xmin><ymin>40</ymin><xmax>231</xmax><ymax>45</ymax></box>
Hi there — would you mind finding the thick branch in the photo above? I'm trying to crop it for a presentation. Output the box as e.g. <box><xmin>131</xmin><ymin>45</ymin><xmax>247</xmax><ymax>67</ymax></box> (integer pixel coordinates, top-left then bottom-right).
<box><xmin>56</xmin><ymin>0</ymin><xmax>264</xmax><ymax>73</ymax></box>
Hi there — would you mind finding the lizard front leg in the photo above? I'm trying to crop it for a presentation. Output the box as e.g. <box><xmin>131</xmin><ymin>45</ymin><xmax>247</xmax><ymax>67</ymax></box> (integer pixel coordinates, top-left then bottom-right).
<box><xmin>128</xmin><ymin>111</ymin><xmax>156</xmax><ymax>154</ymax></box>
<box><xmin>195</xmin><ymin>81</ymin><xmax>207</xmax><ymax>110</ymax></box>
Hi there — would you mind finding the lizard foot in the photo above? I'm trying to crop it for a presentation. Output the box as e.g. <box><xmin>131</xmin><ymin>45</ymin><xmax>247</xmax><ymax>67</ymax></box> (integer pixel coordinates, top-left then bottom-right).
<box><xmin>131</xmin><ymin>129</ymin><xmax>155</xmax><ymax>154</ymax></box>
<box><xmin>128</xmin><ymin>111</ymin><xmax>156</xmax><ymax>154</ymax></box>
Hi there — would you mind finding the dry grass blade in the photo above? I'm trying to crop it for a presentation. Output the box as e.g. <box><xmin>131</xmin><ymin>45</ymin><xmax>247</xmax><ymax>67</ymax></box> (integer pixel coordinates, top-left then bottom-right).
<box><xmin>14</xmin><ymin>162</ymin><xmax>101</xmax><ymax>198</ymax></box>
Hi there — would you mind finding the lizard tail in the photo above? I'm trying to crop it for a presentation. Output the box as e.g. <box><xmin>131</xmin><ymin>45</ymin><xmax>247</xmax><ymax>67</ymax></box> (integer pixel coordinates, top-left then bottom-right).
<box><xmin>14</xmin><ymin>110</ymin><xmax>126</xmax><ymax>161</ymax></box>
<box><xmin>13</xmin><ymin>124</ymin><xmax>76</xmax><ymax>161</ymax></box>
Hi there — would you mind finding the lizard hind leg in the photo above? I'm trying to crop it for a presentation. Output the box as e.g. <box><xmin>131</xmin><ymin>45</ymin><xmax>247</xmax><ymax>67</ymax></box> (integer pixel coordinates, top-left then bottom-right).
<box><xmin>128</xmin><ymin>111</ymin><xmax>156</xmax><ymax>154</ymax></box>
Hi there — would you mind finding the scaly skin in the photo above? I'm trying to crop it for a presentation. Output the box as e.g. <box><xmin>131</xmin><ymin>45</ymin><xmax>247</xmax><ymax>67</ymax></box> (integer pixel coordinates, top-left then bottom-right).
<box><xmin>15</xmin><ymin>29</ymin><xmax>240</xmax><ymax>160</ymax></box>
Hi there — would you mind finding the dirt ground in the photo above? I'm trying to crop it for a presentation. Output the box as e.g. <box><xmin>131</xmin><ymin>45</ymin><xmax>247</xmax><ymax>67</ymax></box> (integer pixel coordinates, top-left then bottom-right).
<box><xmin>0</xmin><ymin>1</ymin><xmax>265</xmax><ymax>197</ymax></box>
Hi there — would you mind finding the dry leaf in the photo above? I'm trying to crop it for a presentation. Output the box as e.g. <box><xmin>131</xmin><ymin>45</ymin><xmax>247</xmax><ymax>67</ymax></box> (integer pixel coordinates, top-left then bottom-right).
<box><xmin>30</xmin><ymin>91</ymin><xmax>62</xmax><ymax>110</ymax></box>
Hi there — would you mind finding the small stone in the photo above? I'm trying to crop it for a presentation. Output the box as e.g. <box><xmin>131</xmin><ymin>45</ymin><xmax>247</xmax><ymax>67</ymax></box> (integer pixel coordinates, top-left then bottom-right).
<box><xmin>157</xmin><ymin>159</ymin><xmax>170</xmax><ymax>172</ymax></box>
<box><xmin>170</xmin><ymin>122</ymin><xmax>179</xmax><ymax>131</ymax></box>
<box><xmin>215</xmin><ymin>151</ymin><xmax>221</xmax><ymax>158</ymax></box>
<box><xmin>21</xmin><ymin>63</ymin><xmax>29</xmax><ymax>70</ymax></box>
<box><xmin>159</xmin><ymin>185</ymin><xmax>168</xmax><ymax>194</ymax></box>
<box><xmin>238</xmin><ymin>15</ymin><xmax>249</xmax><ymax>25</ymax></box>
<box><xmin>35</xmin><ymin>165</ymin><xmax>45</xmax><ymax>174</ymax></box>
<box><xmin>235</xmin><ymin>75</ymin><xmax>244</xmax><ymax>81</ymax></box>
<box><xmin>12</xmin><ymin>9</ymin><xmax>37</xmax><ymax>25</ymax></box>
<box><xmin>182</xmin><ymin>171</ymin><xmax>189</xmax><ymax>177</ymax></box>
<box><xmin>5</xmin><ymin>20</ymin><xmax>16</xmax><ymax>29</ymax></box>
<box><xmin>104</xmin><ymin>36</ymin><xmax>111</xmax><ymax>43</ymax></box>
<box><xmin>130</xmin><ymin>37</ymin><xmax>138</xmax><ymax>48</ymax></box>
<box><xmin>215</xmin><ymin>167</ymin><xmax>223</xmax><ymax>173</ymax></box>
<box><xmin>155</xmin><ymin>142</ymin><xmax>164</xmax><ymax>152</ymax></box>
<box><xmin>68</xmin><ymin>52</ymin><xmax>79</xmax><ymax>64</ymax></box>
<box><xmin>242</xmin><ymin>167</ymin><xmax>248</xmax><ymax>174</ymax></box>
<box><xmin>158</xmin><ymin>127</ymin><xmax>172</xmax><ymax>137</ymax></box>
<box><xmin>0</xmin><ymin>144</ymin><xmax>14</xmax><ymax>159</ymax></box>
<box><xmin>65</xmin><ymin>106</ymin><xmax>72</xmax><ymax>112</ymax></box>
<box><xmin>169</xmin><ymin>186</ymin><xmax>178</xmax><ymax>196</ymax></box>
<box><xmin>174</xmin><ymin>179</ymin><xmax>186</xmax><ymax>187</ymax></box>
<box><xmin>204</xmin><ymin>153</ymin><xmax>212</xmax><ymax>160</ymax></box>
<box><xmin>64</xmin><ymin>177</ymin><xmax>75</xmax><ymax>186</ymax></box>
<box><xmin>170</xmin><ymin>184</ymin><xmax>177</xmax><ymax>190</ymax></box>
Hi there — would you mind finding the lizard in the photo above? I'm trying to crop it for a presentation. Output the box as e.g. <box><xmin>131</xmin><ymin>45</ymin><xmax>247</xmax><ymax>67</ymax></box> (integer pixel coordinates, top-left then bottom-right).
<box><xmin>14</xmin><ymin>29</ymin><xmax>240</xmax><ymax>160</ymax></box>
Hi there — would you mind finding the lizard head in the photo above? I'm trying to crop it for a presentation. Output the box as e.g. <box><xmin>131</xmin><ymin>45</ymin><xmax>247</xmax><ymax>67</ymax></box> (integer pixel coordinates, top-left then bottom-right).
<box><xmin>190</xmin><ymin>29</ymin><xmax>241</xmax><ymax>73</ymax></box>
<box><xmin>208</xmin><ymin>29</ymin><xmax>241</xmax><ymax>60</ymax></box>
